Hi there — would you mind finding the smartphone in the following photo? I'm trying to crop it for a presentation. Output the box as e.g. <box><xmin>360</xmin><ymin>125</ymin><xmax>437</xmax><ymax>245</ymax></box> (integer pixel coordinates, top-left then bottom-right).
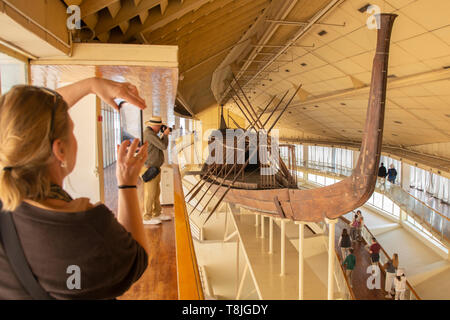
<box><xmin>118</xmin><ymin>100</ymin><xmax>144</xmax><ymax>147</ymax></box>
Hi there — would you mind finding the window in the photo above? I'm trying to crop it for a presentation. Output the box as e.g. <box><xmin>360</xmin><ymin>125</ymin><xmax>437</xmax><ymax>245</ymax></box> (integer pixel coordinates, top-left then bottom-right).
<box><xmin>0</xmin><ymin>52</ymin><xmax>27</xmax><ymax>94</ymax></box>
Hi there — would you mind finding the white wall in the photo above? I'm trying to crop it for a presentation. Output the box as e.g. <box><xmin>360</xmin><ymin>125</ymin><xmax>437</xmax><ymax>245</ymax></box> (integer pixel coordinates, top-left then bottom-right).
<box><xmin>64</xmin><ymin>94</ymin><xmax>101</xmax><ymax>203</ymax></box>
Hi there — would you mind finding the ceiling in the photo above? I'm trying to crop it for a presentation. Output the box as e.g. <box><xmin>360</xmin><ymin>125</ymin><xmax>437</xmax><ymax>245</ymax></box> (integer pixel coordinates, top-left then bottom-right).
<box><xmin>219</xmin><ymin>0</ymin><xmax>450</xmax><ymax>148</ymax></box>
<box><xmin>59</xmin><ymin>0</ymin><xmax>449</xmax><ymax>150</ymax></box>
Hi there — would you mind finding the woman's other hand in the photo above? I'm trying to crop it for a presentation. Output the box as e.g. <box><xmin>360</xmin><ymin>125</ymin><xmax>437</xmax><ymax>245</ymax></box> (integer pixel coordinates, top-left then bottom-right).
<box><xmin>116</xmin><ymin>139</ymin><xmax>148</xmax><ymax>186</ymax></box>
<box><xmin>92</xmin><ymin>78</ymin><xmax>147</xmax><ymax>111</ymax></box>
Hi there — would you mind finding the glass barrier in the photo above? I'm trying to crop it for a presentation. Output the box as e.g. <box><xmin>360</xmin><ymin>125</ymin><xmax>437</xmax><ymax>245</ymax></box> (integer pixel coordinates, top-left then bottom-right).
<box><xmin>384</xmin><ymin>183</ymin><xmax>449</xmax><ymax>241</ymax></box>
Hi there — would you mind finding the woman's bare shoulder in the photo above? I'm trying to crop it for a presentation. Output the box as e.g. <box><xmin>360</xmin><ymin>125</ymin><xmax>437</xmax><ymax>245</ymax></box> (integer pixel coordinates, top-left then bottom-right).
<box><xmin>24</xmin><ymin>198</ymin><xmax>100</xmax><ymax>213</ymax></box>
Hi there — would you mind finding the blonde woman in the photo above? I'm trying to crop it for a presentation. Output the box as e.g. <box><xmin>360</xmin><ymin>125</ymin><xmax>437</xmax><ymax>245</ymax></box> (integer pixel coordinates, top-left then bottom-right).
<box><xmin>384</xmin><ymin>253</ymin><xmax>399</xmax><ymax>299</ymax></box>
<box><xmin>0</xmin><ymin>78</ymin><xmax>150</xmax><ymax>299</ymax></box>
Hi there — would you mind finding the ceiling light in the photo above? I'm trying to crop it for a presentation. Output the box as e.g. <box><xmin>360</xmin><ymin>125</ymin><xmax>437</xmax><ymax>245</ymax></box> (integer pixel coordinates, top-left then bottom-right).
<box><xmin>301</xmin><ymin>63</ymin><xmax>307</xmax><ymax>67</ymax></box>
<box><xmin>340</xmin><ymin>102</ymin><xmax>346</xmax><ymax>106</ymax></box>
<box><xmin>392</xmin><ymin>133</ymin><xmax>398</xmax><ymax>136</ymax></box>
<box><xmin>318</xmin><ymin>30</ymin><xmax>327</xmax><ymax>36</ymax></box>
<box><xmin>285</xmin><ymin>69</ymin><xmax>290</xmax><ymax>72</ymax></box>
<box><xmin>445</xmin><ymin>114</ymin><xmax>450</xmax><ymax>118</ymax></box>
<box><xmin>443</xmin><ymin>66</ymin><xmax>450</xmax><ymax>69</ymax></box>
<box><xmin>394</xmin><ymin>121</ymin><xmax>402</xmax><ymax>124</ymax></box>
<box><xmin>387</xmin><ymin>74</ymin><xmax>397</xmax><ymax>78</ymax></box>
<box><xmin>314</xmin><ymin>105</ymin><xmax>319</xmax><ymax>108</ymax></box>
<box><xmin>358</xmin><ymin>3</ymin><xmax>372</xmax><ymax>13</ymax></box>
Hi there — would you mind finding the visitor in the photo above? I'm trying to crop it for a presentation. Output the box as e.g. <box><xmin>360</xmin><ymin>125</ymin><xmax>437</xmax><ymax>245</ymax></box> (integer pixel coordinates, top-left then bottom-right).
<box><xmin>338</xmin><ymin>229</ymin><xmax>352</xmax><ymax>260</ymax></box>
<box><xmin>343</xmin><ymin>248</ymin><xmax>356</xmax><ymax>287</ymax></box>
<box><xmin>394</xmin><ymin>268</ymin><xmax>407</xmax><ymax>300</ymax></box>
<box><xmin>350</xmin><ymin>214</ymin><xmax>360</xmax><ymax>242</ymax></box>
<box><xmin>356</xmin><ymin>210</ymin><xmax>364</xmax><ymax>242</ymax></box>
<box><xmin>387</xmin><ymin>164</ymin><xmax>398</xmax><ymax>184</ymax></box>
<box><xmin>141</xmin><ymin>116</ymin><xmax>172</xmax><ymax>225</ymax></box>
<box><xmin>378</xmin><ymin>163</ymin><xmax>387</xmax><ymax>189</ymax></box>
<box><xmin>368</xmin><ymin>237</ymin><xmax>381</xmax><ymax>266</ymax></box>
<box><xmin>0</xmin><ymin>78</ymin><xmax>149</xmax><ymax>299</ymax></box>
<box><xmin>384</xmin><ymin>253</ymin><xmax>399</xmax><ymax>299</ymax></box>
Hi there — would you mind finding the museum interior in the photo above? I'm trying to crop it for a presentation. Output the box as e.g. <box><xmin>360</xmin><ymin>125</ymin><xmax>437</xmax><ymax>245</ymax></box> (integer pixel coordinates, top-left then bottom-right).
<box><xmin>0</xmin><ymin>0</ymin><xmax>449</xmax><ymax>300</ymax></box>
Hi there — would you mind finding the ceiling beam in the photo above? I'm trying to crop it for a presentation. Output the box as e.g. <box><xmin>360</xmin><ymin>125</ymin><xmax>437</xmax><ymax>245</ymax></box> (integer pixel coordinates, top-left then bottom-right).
<box><xmin>94</xmin><ymin>0</ymin><xmax>162</xmax><ymax>36</ymax></box>
<box><xmin>110</xmin><ymin>0</ymin><xmax>226</xmax><ymax>44</ymax></box>
<box><xmin>79</xmin><ymin>0</ymin><xmax>120</xmax><ymax>18</ymax></box>
<box><xmin>146</xmin><ymin>0</ymin><xmax>267</xmax><ymax>44</ymax></box>
<box><xmin>160</xmin><ymin>0</ymin><xmax>168</xmax><ymax>15</ymax></box>
<box><xmin>107</xmin><ymin>1</ymin><xmax>122</xmax><ymax>19</ymax></box>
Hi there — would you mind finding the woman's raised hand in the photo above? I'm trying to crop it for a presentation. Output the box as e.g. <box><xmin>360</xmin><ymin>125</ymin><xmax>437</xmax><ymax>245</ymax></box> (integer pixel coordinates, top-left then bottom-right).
<box><xmin>92</xmin><ymin>78</ymin><xmax>147</xmax><ymax>111</ymax></box>
<box><xmin>116</xmin><ymin>139</ymin><xmax>148</xmax><ymax>186</ymax></box>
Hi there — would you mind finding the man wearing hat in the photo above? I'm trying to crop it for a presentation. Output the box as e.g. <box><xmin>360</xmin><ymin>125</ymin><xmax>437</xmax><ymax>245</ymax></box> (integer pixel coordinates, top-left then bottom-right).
<box><xmin>140</xmin><ymin>116</ymin><xmax>171</xmax><ymax>225</ymax></box>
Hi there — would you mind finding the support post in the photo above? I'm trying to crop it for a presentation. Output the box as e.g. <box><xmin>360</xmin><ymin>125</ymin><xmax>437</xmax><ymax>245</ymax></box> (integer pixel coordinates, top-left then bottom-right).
<box><xmin>236</xmin><ymin>264</ymin><xmax>249</xmax><ymax>300</ymax></box>
<box><xmin>280</xmin><ymin>219</ymin><xmax>286</xmax><ymax>276</ymax></box>
<box><xmin>269</xmin><ymin>217</ymin><xmax>274</xmax><ymax>254</ymax></box>
<box><xmin>296</xmin><ymin>221</ymin><xmax>305</xmax><ymax>300</ymax></box>
<box><xmin>325</xmin><ymin>218</ymin><xmax>337</xmax><ymax>300</ymax></box>
<box><xmin>261</xmin><ymin>215</ymin><xmax>265</xmax><ymax>238</ymax></box>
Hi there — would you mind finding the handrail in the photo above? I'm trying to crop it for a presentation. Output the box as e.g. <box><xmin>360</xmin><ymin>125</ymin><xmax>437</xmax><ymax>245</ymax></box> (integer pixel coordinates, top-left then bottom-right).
<box><xmin>340</xmin><ymin>215</ymin><xmax>421</xmax><ymax>300</ymax></box>
<box><xmin>173</xmin><ymin>164</ymin><xmax>204</xmax><ymax>300</ymax></box>
<box><xmin>334</xmin><ymin>248</ymin><xmax>356</xmax><ymax>300</ymax></box>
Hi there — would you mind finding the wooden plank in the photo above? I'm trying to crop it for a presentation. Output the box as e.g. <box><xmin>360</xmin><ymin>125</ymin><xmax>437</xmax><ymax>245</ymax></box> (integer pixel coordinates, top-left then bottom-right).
<box><xmin>173</xmin><ymin>165</ymin><xmax>204</xmax><ymax>300</ymax></box>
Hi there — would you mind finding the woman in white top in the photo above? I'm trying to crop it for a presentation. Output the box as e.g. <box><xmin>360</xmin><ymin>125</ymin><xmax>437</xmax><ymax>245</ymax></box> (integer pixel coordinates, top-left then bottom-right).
<box><xmin>394</xmin><ymin>268</ymin><xmax>407</xmax><ymax>300</ymax></box>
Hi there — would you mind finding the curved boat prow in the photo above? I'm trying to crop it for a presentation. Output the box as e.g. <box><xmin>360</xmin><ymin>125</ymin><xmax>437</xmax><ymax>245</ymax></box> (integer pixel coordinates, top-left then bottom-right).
<box><xmin>283</xmin><ymin>13</ymin><xmax>398</xmax><ymax>221</ymax></box>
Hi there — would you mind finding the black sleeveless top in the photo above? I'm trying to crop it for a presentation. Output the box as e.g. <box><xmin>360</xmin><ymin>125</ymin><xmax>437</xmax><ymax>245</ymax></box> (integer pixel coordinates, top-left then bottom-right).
<box><xmin>0</xmin><ymin>201</ymin><xmax>148</xmax><ymax>300</ymax></box>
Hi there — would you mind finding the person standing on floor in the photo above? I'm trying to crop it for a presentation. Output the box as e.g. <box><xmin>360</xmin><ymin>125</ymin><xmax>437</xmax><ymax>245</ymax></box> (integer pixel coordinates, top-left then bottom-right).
<box><xmin>338</xmin><ymin>229</ymin><xmax>352</xmax><ymax>260</ymax></box>
<box><xmin>387</xmin><ymin>164</ymin><xmax>398</xmax><ymax>184</ymax></box>
<box><xmin>343</xmin><ymin>248</ymin><xmax>356</xmax><ymax>288</ymax></box>
<box><xmin>356</xmin><ymin>210</ymin><xmax>364</xmax><ymax>242</ymax></box>
<box><xmin>368</xmin><ymin>237</ymin><xmax>381</xmax><ymax>266</ymax></box>
<box><xmin>350</xmin><ymin>214</ymin><xmax>360</xmax><ymax>242</ymax></box>
<box><xmin>394</xmin><ymin>268</ymin><xmax>407</xmax><ymax>300</ymax></box>
<box><xmin>141</xmin><ymin>116</ymin><xmax>172</xmax><ymax>225</ymax></box>
<box><xmin>384</xmin><ymin>253</ymin><xmax>399</xmax><ymax>299</ymax></box>
<box><xmin>378</xmin><ymin>162</ymin><xmax>387</xmax><ymax>189</ymax></box>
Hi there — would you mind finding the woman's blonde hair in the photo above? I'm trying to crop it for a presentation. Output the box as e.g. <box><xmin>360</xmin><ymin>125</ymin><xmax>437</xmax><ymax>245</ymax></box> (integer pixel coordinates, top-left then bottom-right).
<box><xmin>392</xmin><ymin>253</ymin><xmax>399</xmax><ymax>268</ymax></box>
<box><xmin>0</xmin><ymin>85</ymin><xmax>70</xmax><ymax>211</ymax></box>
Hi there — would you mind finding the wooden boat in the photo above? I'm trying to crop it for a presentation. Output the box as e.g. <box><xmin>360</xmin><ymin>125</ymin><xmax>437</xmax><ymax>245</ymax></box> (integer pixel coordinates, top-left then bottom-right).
<box><xmin>192</xmin><ymin>14</ymin><xmax>397</xmax><ymax>223</ymax></box>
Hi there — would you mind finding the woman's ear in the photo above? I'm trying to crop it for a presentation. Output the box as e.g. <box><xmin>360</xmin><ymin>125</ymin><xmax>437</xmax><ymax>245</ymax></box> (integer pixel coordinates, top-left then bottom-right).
<box><xmin>52</xmin><ymin>139</ymin><xmax>66</xmax><ymax>163</ymax></box>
